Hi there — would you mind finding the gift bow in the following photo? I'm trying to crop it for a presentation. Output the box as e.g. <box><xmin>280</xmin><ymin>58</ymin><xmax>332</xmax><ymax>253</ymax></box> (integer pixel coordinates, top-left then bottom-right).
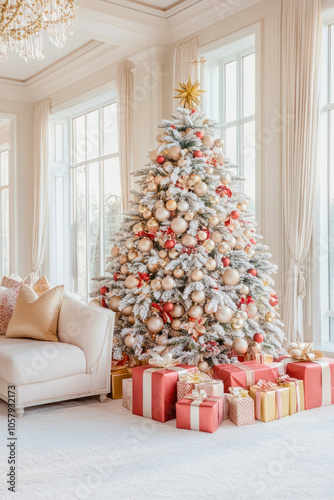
<box><xmin>135</xmin><ymin>230</ymin><xmax>156</xmax><ymax>240</ymax></box>
<box><xmin>257</xmin><ymin>379</ymin><xmax>277</xmax><ymax>391</ymax></box>
<box><xmin>277</xmin><ymin>374</ymin><xmax>298</xmax><ymax>384</ymax></box>
<box><xmin>152</xmin><ymin>303</ymin><xmax>173</xmax><ymax>323</ymax></box>
<box><xmin>237</xmin><ymin>295</ymin><xmax>254</xmax><ymax>308</ymax></box>
<box><xmin>256</xmin><ymin>379</ymin><xmax>282</xmax><ymax>420</ymax></box>
<box><xmin>137</xmin><ymin>273</ymin><xmax>150</xmax><ymax>288</ymax></box>
<box><xmin>185</xmin><ymin>317</ymin><xmax>207</xmax><ymax>339</ymax></box>
<box><xmin>148</xmin><ymin>351</ymin><xmax>179</xmax><ymax>368</ymax></box>
<box><xmin>216</xmin><ymin>185</ymin><xmax>232</xmax><ymax>198</ymax></box>
<box><xmin>229</xmin><ymin>387</ymin><xmax>249</xmax><ymax>398</ymax></box>
<box><xmin>187</xmin><ymin>389</ymin><xmax>208</xmax><ymax>402</ymax></box>
<box><xmin>288</xmin><ymin>342</ymin><xmax>323</xmax><ymax>362</ymax></box>
<box><xmin>179</xmin><ymin>370</ymin><xmax>211</xmax><ymax>384</ymax></box>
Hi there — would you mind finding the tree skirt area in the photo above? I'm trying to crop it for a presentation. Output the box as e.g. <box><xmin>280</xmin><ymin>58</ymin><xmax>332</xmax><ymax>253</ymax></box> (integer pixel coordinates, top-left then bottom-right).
<box><xmin>0</xmin><ymin>397</ymin><xmax>333</xmax><ymax>500</ymax></box>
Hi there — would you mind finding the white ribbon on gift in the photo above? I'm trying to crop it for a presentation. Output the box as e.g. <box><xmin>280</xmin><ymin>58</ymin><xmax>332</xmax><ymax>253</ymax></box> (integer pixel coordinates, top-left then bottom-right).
<box><xmin>235</xmin><ymin>362</ymin><xmax>255</xmax><ymax>386</ymax></box>
<box><xmin>148</xmin><ymin>351</ymin><xmax>179</xmax><ymax>368</ymax></box>
<box><xmin>184</xmin><ymin>390</ymin><xmax>221</xmax><ymax>431</ymax></box>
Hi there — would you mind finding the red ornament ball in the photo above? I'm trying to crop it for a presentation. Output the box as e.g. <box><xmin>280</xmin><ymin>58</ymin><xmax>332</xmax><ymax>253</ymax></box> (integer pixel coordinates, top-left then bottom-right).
<box><xmin>191</xmin><ymin>109</ymin><xmax>196</xmax><ymax>114</ymax></box>
<box><xmin>250</xmin><ymin>238</ymin><xmax>256</xmax><ymax>245</ymax></box>
<box><xmin>253</xmin><ymin>333</ymin><xmax>264</xmax><ymax>343</ymax></box>
<box><xmin>195</xmin><ymin>131</ymin><xmax>204</xmax><ymax>139</ymax></box>
<box><xmin>163</xmin><ymin>302</ymin><xmax>174</xmax><ymax>313</ymax></box>
<box><xmin>269</xmin><ymin>298</ymin><xmax>278</xmax><ymax>307</ymax></box>
<box><xmin>164</xmin><ymin>240</ymin><xmax>175</xmax><ymax>249</ymax></box>
<box><xmin>101</xmin><ymin>298</ymin><xmax>106</xmax><ymax>308</ymax></box>
<box><xmin>100</xmin><ymin>286</ymin><xmax>108</xmax><ymax>295</ymax></box>
<box><xmin>156</xmin><ymin>155</ymin><xmax>165</xmax><ymax>164</ymax></box>
<box><xmin>193</xmin><ymin>150</ymin><xmax>203</xmax><ymax>158</ymax></box>
<box><xmin>113</xmin><ymin>272</ymin><xmax>120</xmax><ymax>282</ymax></box>
<box><xmin>247</xmin><ymin>268</ymin><xmax>257</xmax><ymax>277</ymax></box>
<box><xmin>230</xmin><ymin>210</ymin><xmax>240</xmax><ymax>220</ymax></box>
<box><xmin>222</xmin><ymin>257</ymin><xmax>231</xmax><ymax>267</ymax></box>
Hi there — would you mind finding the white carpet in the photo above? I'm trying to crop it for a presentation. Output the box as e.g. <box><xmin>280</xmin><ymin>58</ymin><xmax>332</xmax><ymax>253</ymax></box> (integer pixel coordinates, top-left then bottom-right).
<box><xmin>0</xmin><ymin>397</ymin><xmax>333</xmax><ymax>500</ymax></box>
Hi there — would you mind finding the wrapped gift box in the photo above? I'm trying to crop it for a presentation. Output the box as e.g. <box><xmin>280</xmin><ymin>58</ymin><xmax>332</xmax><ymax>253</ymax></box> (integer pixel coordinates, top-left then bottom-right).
<box><xmin>277</xmin><ymin>376</ymin><xmax>304</xmax><ymax>414</ymax></box>
<box><xmin>122</xmin><ymin>378</ymin><xmax>133</xmax><ymax>411</ymax></box>
<box><xmin>110</xmin><ymin>367</ymin><xmax>131</xmax><ymax>399</ymax></box>
<box><xmin>284</xmin><ymin>358</ymin><xmax>334</xmax><ymax>410</ymax></box>
<box><xmin>176</xmin><ymin>390</ymin><xmax>224</xmax><ymax>433</ymax></box>
<box><xmin>177</xmin><ymin>371</ymin><xmax>211</xmax><ymax>401</ymax></box>
<box><xmin>249</xmin><ymin>381</ymin><xmax>290</xmax><ymax>422</ymax></box>
<box><xmin>213</xmin><ymin>361</ymin><xmax>283</xmax><ymax>391</ymax></box>
<box><xmin>244</xmin><ymin>353</ymin><xmax>274</xmax><ymax>365</ymax></box>
<box><xmin>228</xmin><ymin>389</ymin><xmax>255</xmax><ymax>426</ymax></box>
<box><xmin>195</xmin><ymin>379</ymin><xmax>224</xmax><ymax>398</ymax></box>
<box><xmin>132</xmin><ymin>364</ymin><xmax>197</xmax><ymax>423</ymax></box>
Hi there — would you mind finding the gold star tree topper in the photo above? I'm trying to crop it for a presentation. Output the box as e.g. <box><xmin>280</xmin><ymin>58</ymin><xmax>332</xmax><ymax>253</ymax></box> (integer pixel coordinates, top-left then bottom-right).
<box><xmin>174</xmin><ymin>76</ymin><xmax>205</xmax><ymax>110</ymax></box>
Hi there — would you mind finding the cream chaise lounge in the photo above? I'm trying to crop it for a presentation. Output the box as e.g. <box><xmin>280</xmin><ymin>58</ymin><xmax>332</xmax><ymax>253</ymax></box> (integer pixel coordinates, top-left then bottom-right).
<box><xmin>0</xmin><ymin>294</ymin><xmax>114</xmax><ymax>417</ymax></box>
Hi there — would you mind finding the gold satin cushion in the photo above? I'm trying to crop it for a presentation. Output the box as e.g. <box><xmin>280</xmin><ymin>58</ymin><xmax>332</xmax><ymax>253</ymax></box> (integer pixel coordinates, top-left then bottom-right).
<box><xmin>33</xmin><ymin>275</ymin><xmax>51</xmax><ymax>296</ymax></box>
<box><xmin>6</xmin><ymin>284</ymin><xmax>64</xmax><ymax>342</ymax></box>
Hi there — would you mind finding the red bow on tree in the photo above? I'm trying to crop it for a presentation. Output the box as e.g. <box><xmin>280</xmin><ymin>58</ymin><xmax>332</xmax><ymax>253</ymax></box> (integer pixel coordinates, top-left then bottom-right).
<box><xmin>237</xmin><ymin>295</ymin><xmax>254</xmax><ymax>308</ymax></box>
<box><xmin>135</xmin><ymin>230</ymin><xmax>156</xmax><ymax>240</ymax></box>
<box><xmin>152</xmin><ymin>303</ymin><xmax>173</xmax><ymax>323</ymax></box>
<box><xmin>182</xmin><ymin>246</ymin><xmax>196</xmax><ymax>255</ymax></box>
<box><xmin>269</xmin><ymin>294</ymin><xmax>279</xmax><ymax>307</ymax></box>
<box><xmin>216</xmin><ymin>185</ymin><xmax>232</xmax><ymax>198</ymax></box>
<box><xmin>137</xmin><ymin>273</ymin><xmax>150</xmax><ymax>288</ymax></box>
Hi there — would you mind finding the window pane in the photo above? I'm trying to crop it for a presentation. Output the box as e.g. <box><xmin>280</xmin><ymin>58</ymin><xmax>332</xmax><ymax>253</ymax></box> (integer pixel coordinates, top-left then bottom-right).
<box><xmin>225</xmin><ymin>126</ymin><xmax>237</xmax><ymax>164</ymax></box>
<box><xmin>88</xmin><ymin>162</ymin><xmax>100</xmax><ymax>291</ymax></box>
<box><xmin>243</xmin><ymin>53</ymin><xmax>255</xmax><ymax>117</ymax></box>
<box><xmin>73</xmin><ymin>166</ymin><xmax>87</xmax><ymax>299</ymax></box>
<box><xmin>73</xmin><ymin>115</ymin><xmax>85</xmax><ymax>164</ymax></box>
<box><xmin>329</xmin><ymin>110</ymin><xmax>334</xmax><ymax>318</ymax></box>
<box><xmin>243</xmin><ymin>120</ymin><xmax>256</xmax><ymax>214</ymax></box>
<box><xmin>0</xmin><ymin>150</ymin><xmax>8</xmax><ymax>186</ymax></box>
<box><xmin>0</xmin><ymin>189</ymin><xmax>9</xmax><ymax>277</ymax></box>
<box><xmin>104</xmin><ymin>157</ymin><xmax>122</xmax><ymax>260</ymax></box>
<box><xmin>225</xmin><ymin>60</ymin><xmax>237</xmax><ymax>123</ymax></box>
<box><xmin>86</xmin><ymin>110</ymin><xmax>99</xmax><ymax>161</ymax></box>
<box><xmin>55</xmin><ymin>123</ymin><xmax>64</xmax><ymax>163</ymax></box>
<box><xmin>103</xmin><ymin>104</ymin><xmax>118</xmax><ymax>156</ymax></box>
<box><xmin>330</xmin><ymin>25</ymin><xmax>334</xmax><ymax>104</ymax></box>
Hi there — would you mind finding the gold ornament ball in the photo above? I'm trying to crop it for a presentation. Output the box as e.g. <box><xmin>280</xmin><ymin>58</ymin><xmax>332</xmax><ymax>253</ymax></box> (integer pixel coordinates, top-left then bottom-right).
<box><xmin>209</xmin><ymin>196</ymin><xmax>219</xmax><ymax>204</ymax></box>
<box><xmin>222</xmin><ymin>268</ymin><xmax>240</xmax><ymax>286</ymax></box>
<box><xmin>121</xmin><ymin>263</ymin><xmax>129</xmax><ymax>275</ymax></box>
<box><xmin>205</xmin><ymin>302</ymin><xmax>215</xmax><ymax>314</ymax></box>
<box><xmin>206</xmin><ymin>166</ymin><xmax>214</xmax><ymax>175</ymax></box>
<box><xmin>215</xmin><ymin>306</ymin><xmax>233</xmax><ymax>323</ymax></box>
<box><xmin>138</xmin><ymin>237</ymin><xmax>154</xmax><ymax>253</ymax></box>
<box><xmin>147</xmin><ymin>218</ymin><xmax>159</xmax><ymax>229</ymax></box>
<box><xmin>184</xmin><ymin>211</ymin><xmax>194</xmax><ymax>221</ymax></box>
<box><xmin>251</xmin><ymin>342</ymin><xmax>261</xmax><ymax>354</ymax></box>
<box><xmin>209</xmin><ymin>216</ymin><xmax>219</xmax><ymax>227</ymax></box>
<box><xmin>171</xmin><ymin>217</ymin><xmax>188</xmax><ymax>234</ymax></box>
<box><xmin>205</xmin><ymin>258</ymin><xmax>216</xmax><ymax>271</ymax></box>
<box><xmin>229</xmin><ymin>237</ymin><xmax>237</xmax><ymax>249</ymax></box>
<box><xmin>203</xmin><ymin>119</ymin><xmax>210</xmax><ymax>125</ymax></box>
<box><xmin>157</xmin><ymin>334</ymin><xmax>167</xmax><ymax>346</ymax></box>
<box><xmin>125</xmin><ymin>335</ymin><xmax>135</xmax><ymax>347</ymax></box>
<box><xmin>109</xmin><ymin>296</ymin><xmax>122</xmax><ymax>312</ymax></box>
<box><xmin>162</xmin><ymin>276</ymin><xmax>175</xmax><ymax>290</ymax></box>
<box><xmin>244</xmin><ymin>229</ymin><xmax>252</xmax><ymax>239</ymax></box>
<box><xmin>128</xmin><ymin>250</ymin><xmax>138</xmax><ymax>261</ymax></box>
<box><xmin>166</xmin><ymin>190</ymin><xmax>171</xmax><ymax>197</ymax></box>
<box><xmin>238</xmin><ymin>202</ymin><xmax>247</xmax><ymax>212</ymax></box>
<box><xmin>143</xmin><ymin>209</ymin><xmax>152</xmax><ymax>219</ymax></box>
<box><xmin>147</xmin><ymin>263</ymin><xmax>158</xmax><ymax>273</ymax></box>
<box><xmin>191</xmin><ymin>269</ymin><xmax>203</xmax><ymax>281</ymax></box>
<box><xmin>125</xmin><ymin>275</ymin><xmax>139</xmax><ymax>289</ymax></box>
<box><xmin>119</xmin><ymin>255</ymin><xmax>128</xmax><ymax>264</ymax></box>
<box><xmin>232</xmin><ymin>337</ymin><xmax>248</xmax><ymax>354</ymax></box>
<box><xmin>159</xmin><ymin>250</ymin><xmax>167</xmax><ymax>258</ymax></box>
<box><xmin>173</xmin><ymin>268</ymin><xmax>184</xmax><ymax>278</ymax></box>
<box><xmin>218</xmin><ymin>242</ymin><xmax>230</xmax><ymax>254</ymax></box>
<box><xmin>164</xmin><ymin>161</ymin><xmax>173</xmax><ymax>170</ymax></box>
<box><xmin>216</xmin><ymin>153</ymin><xmax>225</xmax><ymax>165</ymax></box>
<box><xmin>148</xmin><ymin>182</ymin><xmax>158</xmax><ymax>192</ymax></box>
<box><xmin>146</xmin><ymin>174</ymin><xmax>154</xmax><ymax>183</ymax></box>
<box><xmin>133</xmin><ymin>223</ymin><xmax>144</xmax><ymax>233</ymax></box>
<box><xmin>147</xmin><ymin>316</ymin><xmax>164</xmax><ymax>333</ymax></box>
<box><xmin>154</xmin><ymin>175</ymin><xmax>164</xmax><ymax>185</ymax></box>
<box><xmin>247</xmin><ymin>304</ymin><xmax>258</xmax><ymax>318</ymax></box>
<box><xmin>125</xmin><ymin>238</ymin><xmax>135</xmax><ymax>250</ymax></box>
<box><xmin>231</xmin><ymin>318</ymin><xmax>244</xmax><ymax>330</ymax></box>
<box><xmin>160</xmin><ymin>260</ymin><xmax>167</xmax><ymax>268</ymax></box>
<box><xmin>151</xmin><ymin>279</ymin><xmax>161</xmax><ymax>291</ymax></box>
<box><xmin>198</xmin><ymin>360</ymin><xmax>209</xmax><ymax>373</ymax></box>
<box><xmin>221</xmin><ymin>173</ymin><xmax>231</xmax><ymax>184</ymax></box>
<box><xmin>191</xmin><ymin>290</ymin><xmax>206</xmax><ymax>303</ymax></box>
<box><xmin>111</xmin><ymin>246</ymin><xmax>119</xmax><ymax>257</ymax></box>
<box><xmin>245</xmin><ymin>247</ymin><xmax>256</xmax><ymax>259</ymax></box>
<box><xmin>190</xmin><ymin>174</ymin><xmax>201</xmax><ymax>184</ymax></box>
<box><xmin>169</xmin><ymin>146</ymin><xmax>181</xmax><ymax>160</ymax></box>
<box><xmin>142</xmin><ymin>188</ymin><xmax>148</xmax><ymax>195</ymax></box>
<box><xmin>194</xmin><ymin>181</ymin><xmax>208</xmax><ymax>197</ymax></box>
<box><xmin>121</xmin><ymin>305</ymin><xmax>133</xmax><ymax>316</ymax></box>
<box><xmin>169</xmin><ymin>249</ymin><xmax>179</xmax><ymax>259</ymax></box>
<box><xmin>138</xmin><ymin>204</ymin><xmax>147</xmax><ymax>214</ymax></box>
<box><xmin>265</xmin><ymin>312</ymin><xmax>275</xmax><ymax>322</ymax></box>
<box><xmin>211</xmin><ymin>231</ymin><xmax>223</xmax><ymax>244</ymax></box>
<box><xmin>181</xmin><ymin>234</ymin><xmax>197</xmax><ymax>247</ymax></box>
<box><xmin>189</xmin><ymin>305</ymin><xmax>204</xmax><ymax>319</ymax></box>
<box><xmin>149</xmin><ymin>149</ymin><xmax>158</xmax><ymax>161</ymax></box>
<box><xmin>178</xmin><ymin>159</ymin><xmax>186</xmax><ymax>167</ymax></box>
<box><xmin>171</xmin><ymin>304</ymin><xmax>185</xmax><ymax>318</ymax></box>
<box><xmin>202</xmin><ymin>239</ymin><xmax>215</xmax><ymax>252</ymax></box>
<box><xmin>202</xmin><ymin>135</ymin><xmax>214</xmax><ymax>147</ymax></box>
<box><xmin>172</xmin><ymin>319</ymin><xmax>182</xmax><ymax>330</ymax></box>
<box><xmin>166</xmin><ymin>199</ymin><xmax>177</xmax><ymax>211</ymax></box>
<box><xmin>155</xmin><ymin>200</ymin><xmax>165</xmax><ymax>209</ymax></box>
<box><xmin>177</xmin><ymin>200</ymin><xmax>189</xmax><ymax>212</ymax></box>
<box><xmin>198</xmin><ymin>230</ymin><xmax>208</xmax><ymax>241</ymax></box>
<box><xmin>128</xmin><ymin>315</ymin><xmax>135</xmax><ymax>326</ymax></box>
<box><xmin>215</xmin><ymin>138</ymin><xmax>224</xmax><ymax>148</ymax></box>
<box><xmin>156</xmin><ymin>207</ymin><xmax>171</xmax><ymax>221</ymax></box>
<box><xmin>156</xmin><ymin>133</ymin><xmax>164</xmax><ymax>143</ymax></box>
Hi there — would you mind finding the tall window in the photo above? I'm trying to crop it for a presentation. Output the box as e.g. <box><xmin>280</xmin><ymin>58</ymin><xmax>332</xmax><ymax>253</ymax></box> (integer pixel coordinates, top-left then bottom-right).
<box><xmin>203</xmin><ymin>34</ymin><xmax>256</xmax><ymax>214</ymax></box>
<box><xmin>0</xmin><ymin>117</ymin><xmax>12</xmax><ymax>278</ymax></box>
<box><xmin>50</xmin><ymin>98</ymin><xmax>121</xmax><ymax>300</ymax></box>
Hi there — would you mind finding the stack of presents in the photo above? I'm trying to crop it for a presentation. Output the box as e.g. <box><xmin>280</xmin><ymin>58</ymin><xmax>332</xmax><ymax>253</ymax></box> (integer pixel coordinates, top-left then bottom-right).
<box><xmin>110</xmin><ymin>343</ymin><xmax>334</xmax><ymax>434</ymax></box>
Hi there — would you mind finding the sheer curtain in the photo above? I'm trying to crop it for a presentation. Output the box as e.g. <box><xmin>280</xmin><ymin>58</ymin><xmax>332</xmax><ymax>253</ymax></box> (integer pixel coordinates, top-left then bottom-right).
<box><xmin>32</xmin><ymin>99</ymin><xmax>51</xmax><ymax>276</ymax></box>
<box><xmin>281</xmin><ymin>0</ymin><xmax>322</xmax><ymax>343</ymax></box>
<box><xmin>173</xmin><ymin>37</ymin><xmax>199</xmax><ymax>109</ymax></box>
<box><xmin>116</xmin><ymin>60</ymin><xmax>134</xmax><ymax>211</ymax></box>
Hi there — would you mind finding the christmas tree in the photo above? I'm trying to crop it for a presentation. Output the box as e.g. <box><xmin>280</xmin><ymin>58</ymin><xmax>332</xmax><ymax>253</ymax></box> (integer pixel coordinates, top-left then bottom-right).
<box><xmin>91</xmin><ymin>77</ymin><xmax>285</xmax><ymax>372</ymax></box>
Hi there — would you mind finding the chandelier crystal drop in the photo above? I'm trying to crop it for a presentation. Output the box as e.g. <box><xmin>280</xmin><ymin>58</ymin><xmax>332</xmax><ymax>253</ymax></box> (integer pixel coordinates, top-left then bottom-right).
<box><xmin>0</xmin><ymin>0</ymin><xmax>77</xmax><ymax>63</ymax></box>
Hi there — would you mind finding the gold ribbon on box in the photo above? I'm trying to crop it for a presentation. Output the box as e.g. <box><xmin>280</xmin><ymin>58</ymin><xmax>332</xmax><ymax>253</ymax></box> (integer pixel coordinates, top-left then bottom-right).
<box><xmin>179</xmin><ymin>371</ymin><xmax>211</xmax><ymax>384</ymax></box>
<box><xmin>288</xmin><ymin>343</ymin><xmax>323</xmax><ymax>362</ymax></box>
<box><xmin>148</xmin><ymin>351</ymin><xmax>179</xmax><ymax>369</ymax></box>
<box><xmin>229</xmin><ymin>387</ymin><xmax>249</xmax><ymax>398</ymax></box>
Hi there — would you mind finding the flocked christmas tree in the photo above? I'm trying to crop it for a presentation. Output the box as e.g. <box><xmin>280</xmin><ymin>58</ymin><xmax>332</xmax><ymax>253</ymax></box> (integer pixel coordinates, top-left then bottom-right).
<box><xmin>91</xmin><ymin>76</ymin><xmax>285</xmax><ymax>372</ymax></box>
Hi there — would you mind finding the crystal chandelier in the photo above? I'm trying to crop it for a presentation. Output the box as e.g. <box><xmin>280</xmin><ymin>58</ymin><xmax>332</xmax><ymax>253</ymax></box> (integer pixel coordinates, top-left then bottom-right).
<box><xmin>0</xmin><ymin>0</ymin><xmax>77</xmax><ymax>63</ymax></box>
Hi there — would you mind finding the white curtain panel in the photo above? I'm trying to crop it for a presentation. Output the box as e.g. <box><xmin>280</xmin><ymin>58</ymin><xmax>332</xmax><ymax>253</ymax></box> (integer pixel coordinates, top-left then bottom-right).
<box><xmin>116</xmin><ymin>60</ymin><xmax>134</xmax><ymax>211</ymax></box>
<box><xmin>32</xmin><ymin>99</ymin><xmax>51</xmax><ymax>275</ymax></box>
<box><xmin>173</xmin><ymin>37</ymin><xmax>199</xmax><ymax>109</ymax></box>
<box><xmin>281</xmin><ymin>0</ymin><xmax>322</xmax><ymax>343</ymax></box>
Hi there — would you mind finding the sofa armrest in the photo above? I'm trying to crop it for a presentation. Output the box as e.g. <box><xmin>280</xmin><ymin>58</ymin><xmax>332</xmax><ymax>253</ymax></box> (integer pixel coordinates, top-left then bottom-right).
<box><xmin>57</xmin><ymin>294</ymin><xmax>114</xmax><ymax>373</ymax></box>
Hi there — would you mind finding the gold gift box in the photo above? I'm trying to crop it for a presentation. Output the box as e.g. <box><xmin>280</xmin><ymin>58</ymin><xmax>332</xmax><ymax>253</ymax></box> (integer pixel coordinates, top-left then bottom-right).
<box><xmin>249</xmin><ymin>384</ymin><xmax>290</xmax><ymax>422</ymax></box>
<box><xmin>244</xmin><ymin>353</ymin><xmax>274</xmax><ymax>364</ymax></box>
<box><xmin>279</xmin><ymin>380</ymin><xmax>305</xmax><ymax>414</ymax></box>
<box><xmin>110</xmin><ymin>368</ymin><xmax>132</xmax><ymax>399</ymax></box>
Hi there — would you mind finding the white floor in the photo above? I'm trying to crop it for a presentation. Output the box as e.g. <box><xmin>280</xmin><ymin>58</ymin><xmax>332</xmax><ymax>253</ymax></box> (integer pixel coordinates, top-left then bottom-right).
<box><xmin>0</xmin><ymin>397</ymin><xmax>333</xmax><ymax>500</ymax></box>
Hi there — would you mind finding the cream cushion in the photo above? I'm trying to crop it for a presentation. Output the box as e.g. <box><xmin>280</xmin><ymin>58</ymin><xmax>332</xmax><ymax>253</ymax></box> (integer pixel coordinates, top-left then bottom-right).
<box><xmin>0</xmin><ymin>336</ymin><xmax>86</xmax><ymax>385</ymax></box>
<box><xmin>6</xmin><ymin>285</ymin><xmax>64</xmax><ymax>342</ymax></box>
<box><xmin>33</xmin><ymin>275</ymin><xmax>51</xmax><ymax>296</ymax></box>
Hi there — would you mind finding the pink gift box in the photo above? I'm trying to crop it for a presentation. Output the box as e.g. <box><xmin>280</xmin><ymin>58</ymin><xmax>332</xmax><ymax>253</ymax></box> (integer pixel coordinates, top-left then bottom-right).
<box><xmin>176</xmin><ymin>394</ymin><xmax>224</xmax><ymax>433</ymax></box>
<box><xmin>132</xmin><ymin>364</ymin><xmax>197</xmax><ymax>423</ymax></box>
<box><xmin>177</xmin><ymin>381</ymin><xmax>195</xmax><ymax>401</ymax></box>
<box><xmin>228</xmin><ymin>396</ymin><xmax>255</xmax><ymax>426</ymax></box>
<box><xmin>122</xmin><ymin>378</ymin><xmax>133</xmax><ymax>411</ymax></box>
<box><xmin>195</xmin><ymin>379</ymin><xmax>224</xmax><ymax>397</ymax></box>
<box><xmin>213</xmin><ymin>361</ymin><xmax>282</xmax><ymax>391</ymax></box>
